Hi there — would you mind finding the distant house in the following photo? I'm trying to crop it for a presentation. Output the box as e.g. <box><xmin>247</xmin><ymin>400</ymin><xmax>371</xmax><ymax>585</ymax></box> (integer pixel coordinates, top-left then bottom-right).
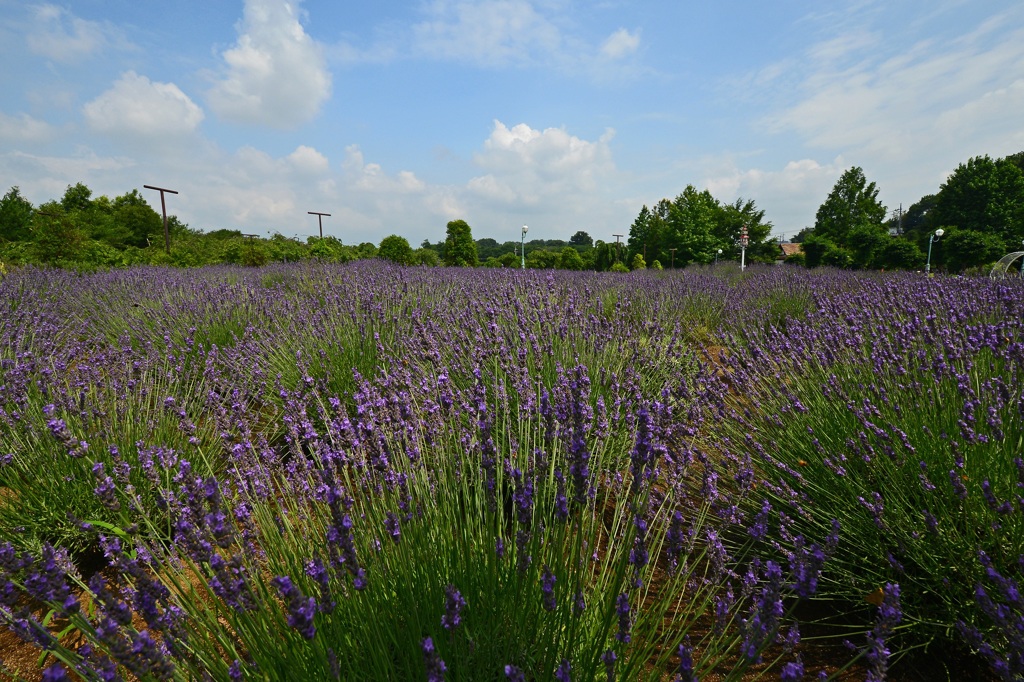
<box><xmin>777</xmin><ymin>243</ymin><xmax>803</xmax><ymax>263</ymax></box>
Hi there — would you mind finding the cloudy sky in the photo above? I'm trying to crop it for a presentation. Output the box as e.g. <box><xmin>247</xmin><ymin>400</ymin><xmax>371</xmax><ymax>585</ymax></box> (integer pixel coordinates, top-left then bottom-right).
<box><xmin>1</xmin><ymin>0</ymin><xmax>1022</xmax><ymax>244</ymax></box>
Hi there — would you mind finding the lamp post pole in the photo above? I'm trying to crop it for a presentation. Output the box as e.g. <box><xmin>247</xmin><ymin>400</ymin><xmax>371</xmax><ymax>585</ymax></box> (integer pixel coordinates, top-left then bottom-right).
<box><xmin>308</xmin><ymin>211</ymin><xmax>331</xmax><ymax>239</ymax></box>
<box><xmin>669</xmin><ymin>248</ymin><xmax>676</xmax><ymax>270</ymax></box>
<box><xmin>143</xmin><ymin>185</ymin><xmax>178</xmax><ymax>254</ymax></box>
<box><xmin>739</xmin><ymin>225</ymin><xmax>749</xmax><ymax>271</ymax></box>
<box><xmin>925</xmin><ymin>228</ymin><xmax>945</xmax><ymax>275</ymax></box>
<box><xmin>521</xmin><ymin>225</ymin><xmax>528</xmax><ymax>269</ymax></box>
<box><xmin>715</xmin><ymin>248</ymin><xmax>722</xmax><ymax>265</ymax></box>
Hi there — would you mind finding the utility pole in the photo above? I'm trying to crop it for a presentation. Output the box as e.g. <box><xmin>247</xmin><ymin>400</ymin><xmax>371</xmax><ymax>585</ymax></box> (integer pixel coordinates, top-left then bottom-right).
<box><xmin>143</xmin><ymin>185</ymin><xmax>178</xmax><ymax>254</ymax></box>
<box><xmin>613</xmin><ymin>234</ymin><xmax>624</xmax><ymax>264</ymax></box>
<box><xmin>308</xmin><ymin>211</ymin><xmax>331</xmax><ymax>239</ymax></box>
<box><xmin>669</xmin><ymin>248</ymin><xmax>676</xmax><ymax>270</ymax></box>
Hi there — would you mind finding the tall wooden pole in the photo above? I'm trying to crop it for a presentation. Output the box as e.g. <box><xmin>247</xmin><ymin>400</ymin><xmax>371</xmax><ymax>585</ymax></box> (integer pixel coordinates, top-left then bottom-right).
<box><xmin>144</xmin><ymin>185</ymin><xmax>178</xmax><ymax>254</ymax></box>
<box><xmin>308</xmin><ymin>211</ymin><xmax>331</xmax><ymax>238</ymax></box>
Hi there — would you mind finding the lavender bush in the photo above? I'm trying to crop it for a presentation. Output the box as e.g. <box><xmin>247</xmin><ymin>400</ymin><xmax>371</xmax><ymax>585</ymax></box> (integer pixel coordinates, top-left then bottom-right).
<box><xmin>706</xmin><ymin>271</ymin><xmax>1024</xmax><ymax>674</ymax></box>
<box><xmin>1</xmin><ymin>261</ymin><xmax>1020</xmax><ymax>679</ymax></box>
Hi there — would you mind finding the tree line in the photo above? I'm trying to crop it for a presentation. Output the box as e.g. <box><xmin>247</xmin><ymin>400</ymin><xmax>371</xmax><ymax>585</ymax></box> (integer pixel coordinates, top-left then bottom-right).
<box><xmin>2</xmin><ymin>149</ymin><xmax>1021</xmax><ymax>272</ymax></box>
<box><xmin>790</xmin><ymin>151</ymin><xmax>1024</xmax><ymax>272</ymax></box>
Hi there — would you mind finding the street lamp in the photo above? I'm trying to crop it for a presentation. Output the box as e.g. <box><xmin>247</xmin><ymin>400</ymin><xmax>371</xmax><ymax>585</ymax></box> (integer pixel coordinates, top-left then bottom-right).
<box><xmin>521</xmin><ymin>225</ymin><xmax>528</xmax><ymax>269</ymax></box>
<box><xmin>715</xmin><ymin>248</ymin><xmax>722</xmax><ymax>265</ymax></box>
<box><xmin>925</xmin><ymin>228</ymin><xmax>944</xmax><ymax>275</ymax></box>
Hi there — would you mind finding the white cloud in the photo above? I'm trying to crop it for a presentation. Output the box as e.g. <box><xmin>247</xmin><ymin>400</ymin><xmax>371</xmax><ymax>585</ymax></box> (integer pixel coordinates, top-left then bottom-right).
<box><xmin>600</xmin><ymin>28</ymin><xmax>640</xmax><ymax>59</ymax></box>
<box><xmin>702</xmin><ymin>157</ymin><xmax>846</xmax><ymax>235</ymax></box>
<box><xmin>342</xmin><ymin>145</ymin><xmax>426</xmax><ymax>194</ymax></box>
<box><xmin>25</xmin><ymin>4</ymin><xmax>128</xmax><ymax>63</ymax></box>
<box><xmin>207</xmin><ymin>0</ymin><xmax>331</xmax><ymax>128</ymax></box>
<box><xmin>731</xmin><ymin>7</ymin><xmax>1024</xmax><ymax>230</ymax></box>
<box><xmin>413</xmin><ymin>0</ymin><xmax>562</xmax><ymax>66</ymax></box>
<box><xmin>0</xmin><ymin>112</ymin><xmax>54</xmax><ymax>143</ymax></box>
<box><xmin>83</xmin><ymin>72</ymin><xmax>204</xmax><ymax>137</ymax></box>
<box><xmin>0</xmin><ymin>149</ymin><xmax>136</xmax><ymax>205</ymax></box>
<box><xmin>469</xmin><ymin>120</ymin><xmax>615</xmax><ymax>205</ymax></box>
<box><xmin>763</xmin><ymin>12</ymin><xmax>1024</xmax><ymax>163</ymax></box>
<box><xmin>287</xmin><ymin>145</ymin><xmax>330</xmax><ymax>175</ymax></box>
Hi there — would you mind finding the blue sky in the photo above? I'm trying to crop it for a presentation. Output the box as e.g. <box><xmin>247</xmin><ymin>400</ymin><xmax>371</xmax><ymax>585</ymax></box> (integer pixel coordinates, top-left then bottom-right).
<box><xmin>1</xmin><ymin>0</ymin><xmax>1022</xmax><ymax>245</ymax></box>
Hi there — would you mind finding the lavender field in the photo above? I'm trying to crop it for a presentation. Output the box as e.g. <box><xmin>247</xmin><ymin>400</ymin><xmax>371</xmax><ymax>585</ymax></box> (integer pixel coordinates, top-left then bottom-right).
<box><xmin>1</xmin><ymin>262</ymin><xmax>1022</xmax><ymax>681</ymax></box>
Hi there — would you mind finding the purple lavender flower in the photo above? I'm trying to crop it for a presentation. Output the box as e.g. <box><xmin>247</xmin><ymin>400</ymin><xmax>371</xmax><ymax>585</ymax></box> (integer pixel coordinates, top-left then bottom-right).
<box><xmin>91</xmin><ymin>462</ymin><xmax>120</xmax><ymax>511</ymax></box>
<box><xmin>441</xmin><ymin>584</ymin><xmax>466</xmax><ymax>631</ymax></box>
<box><xmin>602</xmin><ymin>649</ymin><xmax>617</xmax><ymax>681</ymax></box>
<box><xmin>541</xmin><ymin>566</ymin><xmax>557</xmax><ymax>611</ymax></box>
<box><xmin>504</xmin><ymin>664</ymin><xmax>525</xmax><ymax>682</ymax></box>
<box><xmin>41</xmin><ymin>665</ymin><xmax>69</xmax><ymax>682</ymax></box>
<box><xmin>865</xmin><ymin>583</ymin><xmax>902</xmax><ymax>682</ymax></box>
<box><xmin>209</xmin><ymin>553</ymin><xmax>257</xmax><ymax>612</ymax></box>
<box><xmin>555</xmin><ymin>659</ymin><xmax>572</xmax><ymax>682</ymax></box>
<box><xmin>740</xmin><ymin>561</ymin><xmax>785</xmax><ymax>663</ymax></box>
<box><xmin>676</xmin><ymin>638</ymin><xmax>697</xmax><ymax>682</ymax></box>
<box><xmin>384</xmin><ymin>512</ymin><xmax>401</xmax><ymax>543</ymax></box>
<box><xmin>787</xmin><ymin>536</ymin><xmax>827</xmax><ymax>598</ymax></box>
<box><xmin>554</xmin><ymin>470</ymin><xmax>569</xmax><ymax>521</ymax></box>
<box><xmin>304</xmin><ymin>557</ymin><xmax>335</xmax><ymax>613</ymax></box>
<box><xmin>573</xmin><ymin>589</ymin><xmax>586</xmax><ymax>614</ymax></box>
<box><xmin>779</xmin><ymin>656</ymin><xmax>804</xmax><ymax>681</ymax></box>
<box><xmin>271</xmin><ymin>575</ymin><xmax>317</xmax><ymax>639</ymax></box>
<box><xmin>422</xmin><ymin>637</ymin><xmax>447</xmax><ymax>682</ymax></box>
<box><xmin>615</xmin><ymin>592</ymin><xmax>632</xmax><ymax>643</ymax></box>
<box><xmin>749</xmin><ymin>499</ymin><xmax>771</xmax><ymax>541</ymax></box>
<box><xmin>949</xmin><ymin>469</ymin><xmax>969</xmax><ymax>499</ymax></box>
<box><xmin>666</xmin><ymin>510</ymin><xmax>687</xmax><ymax>574</ymax></box>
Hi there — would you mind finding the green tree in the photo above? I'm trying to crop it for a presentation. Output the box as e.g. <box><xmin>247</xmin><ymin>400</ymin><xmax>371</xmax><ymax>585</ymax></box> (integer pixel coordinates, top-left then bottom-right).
<box><xmin>898</xmin><ymin>194</ymin><xmax>938</xmax><ymax>243</ymax></box>
<box><xmin>475</xmin><ymin>237</ymin><xmax>504</xmax><ymax>260</ymax></box>
<box><xmin>714</xmin><ymin>198</ymin><xmax>775</xmax><ymax>263</ymax></box>
<box><xmin>61</xmin><ymin>182</ymin><xmax>93</xmax><ymax>213</ymax></box>
<box><xmin>874</xmin><ymin>238</ymin><xmax>924</xmax><ymax>271</ymax></box>
<box><xmin>112</xmin><ymin>189</ymin><xmax>163</xmax><ymax>248</ymax></box>
<box><xmin>939</xmin><ymin>228</ymin><xmax>1005</xmax><ymax>273</ymax></box>
<box><xmin>443</xmin><ymin>219</ymin><xmax>478</xmax><ymax>266</ymax></box>
<box><xmin>668</xmin><ymin>187</ymin><xmax>719</xmax><ymax>265</ymax></box>
<box><xmin>847</xmin><ymin>224</ymin><xmax>889</xmax><ymax>269</ymax></box>
<box><xmin>569</xmin><ymin>230</ymin><xmax>593</xmax><ymax>248</ymax></box>
<box><xmin>497</xmin><ymin>251</ymin><xmax>518</xmax><ymax>268</ymax></box>
<box><xmin>814</xmin><ymin>167</ymin><xmax>887</xmax><ymax>246</ymax></box>
<box><xmin>31</xmin><ymin>203</ymin><xmax>86</xmax><ymax>264</ymax></box>
<box><xmin>415</xmin><ymin>247</ymin><xmax>441</xmax><ymax>266</ymax></box>
<box><xmin>630</xmin><ymin>253</ymin><xmax>646</xmax><ymax>270</ymax></box>
<box><xmin>627</xmin><ymin>204</ymin><xmax>662</xmax><ymax>266</ymax></box>
<box><xmin>821</xmin><ymin>244</ymin><xmax>854</xmax><ymax>268</ymax></box>
<box><xmin>790</xmin><ymin>227</ymin><xmax>814</xmax><ymax>243</ymax></box>
<box><xmin>559</xmin><ymin>246</ymin><xmax>584</xmax><ymax>270</ymax></box>
<box><xmin>932</xmin><ymin>155</ymin><xmax>1024</xmax><ymax>247</ymax></box>
<box><xmin>0</xmin><ymin>186</ymin><xmax>34</xmax><ymax>242</ymax></box>
<box><xmin>526</xmin><ymin>249</ymin><xmax>560</xmax><ymax>269</ymax></box>
<box><xmin>592</xmin><ymin>240</ymin><xmax>616</xmax><ymax>271</ymax></box>
<box><xmin>378</xmin><ymin>235</ymin><xmax>415</xmax><ymax>265</ymax></box>
<box><xmin>801</xmin><ymin>234</ymin><xmax>834</xmax><ymax>268</ymax></box>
